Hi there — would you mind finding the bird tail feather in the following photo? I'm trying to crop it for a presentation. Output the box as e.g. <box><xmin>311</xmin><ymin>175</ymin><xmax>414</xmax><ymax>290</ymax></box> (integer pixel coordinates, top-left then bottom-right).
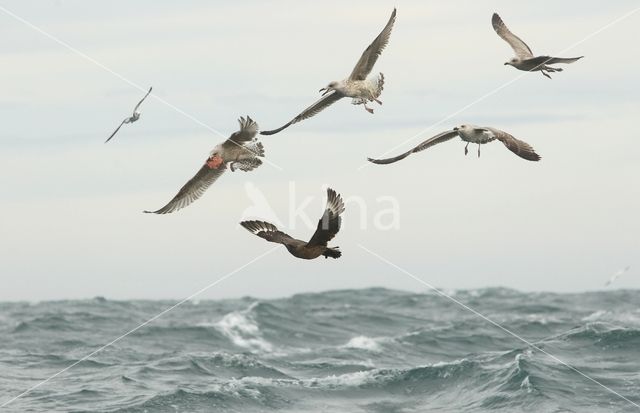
<box><xmin>323</xmin><ymin>247</ymin><xmax>342</xmax><ymax>259</ymax></box>
<box><xmin>238</xmin><ymin>116</ymin><xmax>259</xmax><ymax>134</ymax></box>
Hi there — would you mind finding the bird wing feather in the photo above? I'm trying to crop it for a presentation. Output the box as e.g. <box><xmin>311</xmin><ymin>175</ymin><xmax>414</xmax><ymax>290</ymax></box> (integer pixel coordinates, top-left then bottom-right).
<box><xmin>308</xmin><ymin>188</ymin><xmax>345</xmax><ymax>246</ymax></box>
<box><xmin>367</xmin><ymin>130</ymin><xmax>459</xmax><ymax>164</ymax></box>
<box><xmin>484</xmin><ymin>127</ymin><xmax>541</xmax><ymax>161</ymax></box>
<box><xmin>349</xmin><ymin>8</ymin><xmax>397</xmax><ymax>81</ymax></box>
<box><xmin>105</xmin><ymin>119</ymin><xmax>127</xmax><ymax>143</ymax></box>
<box><xmin>240</xmin><ymin>220</ymin><xmax>300</xmax><ymax>247</ymax></box>
<box><xmin>133</xmin><ymin>86</ymin><xmax>153</xmax><ymax>113</ymax></box>
<box><xmin>144</xmin><ymin>162</ymin><xmax>226</xmax><ymax>214</ymax></box>
<box><xmin>492</xmin><ymin>13</ymin><xmax>533</xmax><ymax>58</ymax></box>
<box><xmin>260</xmin><ymin>92</ymin><xmax>342</xmax><ymax>135</ymax></box>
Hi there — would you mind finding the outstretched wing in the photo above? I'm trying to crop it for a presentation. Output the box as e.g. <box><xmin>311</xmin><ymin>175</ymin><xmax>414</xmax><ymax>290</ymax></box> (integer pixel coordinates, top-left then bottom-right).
<box><xmin>144</xmin><ymin>162</ymin><xmax>226</xmax><ymax>214</ymax></box>
<box><xmin>260</xmin><ymin>92</ymin><xmax>343</xmax><ymax>136</ymax></box>
<box><xmin>240</xmin><ymin>220</ymin><xmax>299</xmax><ymax>246</ymax></box>
<box><xmin>308</xmin><ymin>188</ymin><xmax>345</xmax><ymax>247</ymax></box>
<box><xmin>226</xmin><ymin>116</ymin><xmax>259</xmax><ymax>146</ymax></box>
<box><xmin>526</xmin><ymin>56</ymin><xmax>583</xmax><ymax>67</ymax></box>
<box><xmin>105</xmin><ymin>119</ymin><xmax>127</xmax><ymax>143</ymax></box>
<box><xmin>492</xmin><ymin>13</ymin><xmax>533</xmax><ymax>58</ymax></box>
<box><xmin>349</xmin><ymin>8</ymin><xmax>397</xmax><ymax>81</ymax></box>
<box><xmin>485</xmin><ymin>127</ymin><xmax>541</xmax><ymax>161</ymax></box>
<box><xmin>133</xmin><ymin>86</ymin><xmax>153</xmax><ymax>113</ymax></box>
<box><xmin>367</xmin><ymin>130</ymin><xmax>459</xmax><ymax>164</ymax></box>
<box><xmin>544</xmin><ymin>56</ymin><xmax>583</xmax><ymax>65</ymax></box>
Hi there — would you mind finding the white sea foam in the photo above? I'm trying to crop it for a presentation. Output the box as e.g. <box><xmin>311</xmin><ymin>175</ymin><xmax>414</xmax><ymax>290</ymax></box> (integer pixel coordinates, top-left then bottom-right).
<box><xmin>237</xmin><ymin>369</ymin><xmax>386</xmax><ymax>389</ymax></box>
<box><xmin>343</xmin><ymin>336</ymin><xmax>382</xmax><ymax>352</ymax></box>
<box><xmin>582</xmin><ymin>310</ymin><xmax>607</xmax><ymax>322</ymax></box>
<box><xmin>520</xmin><ymin>375</ymin><xmax>532</xmax><ymax>393</ymax></box>
<box><xmin>213</xmin><ymin>302</ymin><xmax>273</xmax><ymax>353</ymax></box>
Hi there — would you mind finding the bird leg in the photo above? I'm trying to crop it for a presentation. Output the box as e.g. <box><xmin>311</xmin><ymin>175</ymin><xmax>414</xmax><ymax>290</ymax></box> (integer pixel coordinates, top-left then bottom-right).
<box><xmin>363</xmin><ymin>103</ymin><xmax>374</xmax><ymax>114</ymax></box>
<box><xmin>374</xmin><ymin>98</ymin><xmax>383</xmax><ymax>105</ymax></box>
<box><xmin>477</xmin><ymin>144</ymin><xmax>481</xmax><ymax>158</ymax></box>
<box><xmin>464</xmin><ymin>142</ymin><xmax>469</xmax><ymax>156</ymax></box>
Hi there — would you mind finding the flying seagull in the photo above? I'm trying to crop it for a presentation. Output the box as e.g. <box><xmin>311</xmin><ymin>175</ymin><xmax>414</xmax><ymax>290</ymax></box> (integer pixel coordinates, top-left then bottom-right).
<box><xmin>605</xmin><ymin>266</ymin><xmax>631</xmax><ymax>287</ymax></box>
<box><xmin>492</xmin><ymin>13</ymin><xmax>583</xmax><ymax>79</ymax></box>
<box><xmin>105</xmin><ymin>86</ymin><xmax>153</xmax><ymax>143</ymax></box>
<box><xmin>144</xmin><ymin>116</ymin><xmax>264</xmax><ymax>214</ymax></box>
<box><xmin>368</xmin><ymin>124</ymin><xmax>541</xmax><ymax>164</ymax></box>
<box><xmin>260</xmin><ymin>8</ymin><xmax>396</xmax><ymax>136</ymax></box>
<box><xmin>240</xmin><ymin>188</ymin><xmax>345</xmax><ymax>259</ymax></box>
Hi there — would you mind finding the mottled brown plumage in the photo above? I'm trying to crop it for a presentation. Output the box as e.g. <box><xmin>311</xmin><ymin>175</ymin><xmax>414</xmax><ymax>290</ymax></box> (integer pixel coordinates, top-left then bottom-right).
<box><xmin>368</xmin><ymin>124</ymin><xmax>541</xmax><ymax>164</ymax></box>
<box><xmin>241</xmin><ymin>188</ymin><xmax>345</xmax><ymax>259</ymax></box>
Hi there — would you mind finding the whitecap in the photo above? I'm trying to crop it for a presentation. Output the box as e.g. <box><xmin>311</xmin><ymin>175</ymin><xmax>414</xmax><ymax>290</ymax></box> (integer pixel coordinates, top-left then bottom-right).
<box><xmin>582</xmin><ymin>310</ymin><xmax>607</xmax><ymax>322</ymax></box>
<box><xmin>343</xmin><ymin>336</ymin><xmax>382</xmax><ymax>352</ymax></box>
<box><xmin>213</xmin><ymin>302</ymin><xmax>273</xmax><ymax>353</ymax></box>
<box><xmin>520</xmin><ymin>375</ymin><xmax>533</xmax><ymax>393</ymax></box>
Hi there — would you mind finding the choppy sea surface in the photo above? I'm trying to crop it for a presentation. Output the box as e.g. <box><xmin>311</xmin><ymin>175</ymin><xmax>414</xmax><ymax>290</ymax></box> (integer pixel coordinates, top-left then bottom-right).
<box><xmin>1</xmin><ymin>288</ymin><xmax>639</xmax><ymax>412</ymax></box>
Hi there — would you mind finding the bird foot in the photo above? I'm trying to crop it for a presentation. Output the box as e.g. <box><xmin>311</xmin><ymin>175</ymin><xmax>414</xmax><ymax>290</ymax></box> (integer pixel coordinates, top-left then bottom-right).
<box><xmin>542</xmin><ymin>71</ymin><xmax>552</xmax><ymax>79</ymax></box>
<box><xmin>365</xmin><ymin>106</ymin><xmax>374</xmax><ymax>114</ymax></box>
<box><xmin>206</xmin><ymin>155</ymin><xmax>224</xmax><ymax>169</ymax></box>
<box><xmin>374</xmin><ymin>99</ymin><xmax>383</xmax><ymax>105</ymax></box>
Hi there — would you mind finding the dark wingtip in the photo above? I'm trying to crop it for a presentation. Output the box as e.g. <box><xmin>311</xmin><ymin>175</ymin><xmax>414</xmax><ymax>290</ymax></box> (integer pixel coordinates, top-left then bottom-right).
<box><xmin>260</xmin><ymin>128</ymin><xmax>283</xmax><ymax>136</ymax></box>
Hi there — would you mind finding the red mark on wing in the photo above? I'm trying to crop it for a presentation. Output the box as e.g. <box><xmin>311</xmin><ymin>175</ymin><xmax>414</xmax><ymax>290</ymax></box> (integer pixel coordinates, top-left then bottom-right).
<box><xmin>206</xmin><ymin>155</ymin><xmax>224</xmax><ymax>169</ymax></box>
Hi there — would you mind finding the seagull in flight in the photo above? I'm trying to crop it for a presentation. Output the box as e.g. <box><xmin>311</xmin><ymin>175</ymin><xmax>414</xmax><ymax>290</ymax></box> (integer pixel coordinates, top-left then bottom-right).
<box><xmin>144</xmin><ymin>116</ymin><xmax>264</xmax><ymax>214</ymax></box>
<box><xmin>605</xmin><ymin>266</ymin><xmax>631</xmax><ymax>287</ymax></box>
<box><xmin>105</xmin><ymin>86</ymin><xmax>153</xmax><ymax>143</ymax></box>
<box><xmin>368</xmin><ymin>124</ymin><xmax>541</xmax><ymax>164</ymax></box>
<box><xmin>260</xmin><ymin>8</ymin><xmax>396</xmax><ymax>135</ymax></box>
<box><xmin>241</xmin><ymin>188</ymin><xmax>345</xmax><ymax>260</ymax></box>
<box><xmin>492</xmin><ymin>13</ymin><xmax>583</xmax><ymax>79</ymax></box>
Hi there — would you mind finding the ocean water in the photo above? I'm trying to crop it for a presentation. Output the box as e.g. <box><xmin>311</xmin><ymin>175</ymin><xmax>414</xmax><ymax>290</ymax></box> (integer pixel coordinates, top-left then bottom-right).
<box><xmin>1</xmin><ymin>288</ymin><xmax>639</xmax><ymax>412</ymax></box>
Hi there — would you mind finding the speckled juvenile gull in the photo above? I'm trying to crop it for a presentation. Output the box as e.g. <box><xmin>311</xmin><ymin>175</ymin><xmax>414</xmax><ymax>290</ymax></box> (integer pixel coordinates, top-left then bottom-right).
<box><xmin>144</xmin><ymin>116</ymin><xmax>264</xmax><ymax>214</ymax></box>
<box><xmin>368</xmin><ymin>124</ymin><xmax>541</xmax><ymax>164</ymax></box>
<box><xmin>240</xmin><ymin>188</ymin><xmax>345</xmax><ymax>260</ymax></box>
<box><xmin>260</xmin><ymin>8</ymin><xmax>396</xmax><ymax>136</ymax></box>
<box><xmin>105</xmin><ymin>86</ymin><xmax>152</xmax><ymax>143</ymax></box>
<box><xmin>492</xmin><ymin>13</ymin><xmax>583</xmax><ymax>79</ymax></box>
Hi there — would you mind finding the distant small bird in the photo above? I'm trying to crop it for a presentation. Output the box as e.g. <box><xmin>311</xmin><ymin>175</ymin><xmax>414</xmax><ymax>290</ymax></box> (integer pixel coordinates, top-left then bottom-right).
<box><xmin>368</xmin><ymin>124</ymin><xmax>541</xmax><ymax>164</ymax></box>
<box><xmin>260</xmin><ymin>8</ymin><xmax>396</xmax><ymax>135</ymax></box>
<box><xmin>605</xmin><ymin>266</ymin><xmax>631</xmax><ymax>287</ymax></box>
<box><xmin>492</xmin><ymin>13</ymin><xmax>583</xmax><ymax>79</ymax></box>
<box><xmin>144</xmin><ymin>116</ymin><xmax>264</xmax><ymax>214</ymax></box>
<box><xmin>241</xmin><ymin>188</ymin><xmax>345</xmax><ymax>259</ymax></box>
<box><xmin>105</xmin><ymin>86</ymin><xmax>153</xmax><ymax>143</ymax></box>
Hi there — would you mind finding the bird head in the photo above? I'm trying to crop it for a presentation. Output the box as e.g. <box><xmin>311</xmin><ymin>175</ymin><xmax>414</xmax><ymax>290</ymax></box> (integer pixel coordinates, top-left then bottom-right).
<box><xmin>505</xmin><ymin>58</ymin><xmax>518</xmax><ymax>66</ymax></box>
<box><xmin>209</xmin><ymin>144</ymin><xmax>223</xmax><ymax>158</ymax></box>
<box><xmin>319</xmin><ymin>81</ymin><xmax>339</xmax><ymax>96</ymax></box>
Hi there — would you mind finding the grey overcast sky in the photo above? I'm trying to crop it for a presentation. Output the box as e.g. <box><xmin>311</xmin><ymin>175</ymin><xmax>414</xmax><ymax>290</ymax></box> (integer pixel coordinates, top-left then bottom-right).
<box><xmin>1</xmin><ymin>1</ymin><xmax>638</xmax><ymax>301</ymax></box>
